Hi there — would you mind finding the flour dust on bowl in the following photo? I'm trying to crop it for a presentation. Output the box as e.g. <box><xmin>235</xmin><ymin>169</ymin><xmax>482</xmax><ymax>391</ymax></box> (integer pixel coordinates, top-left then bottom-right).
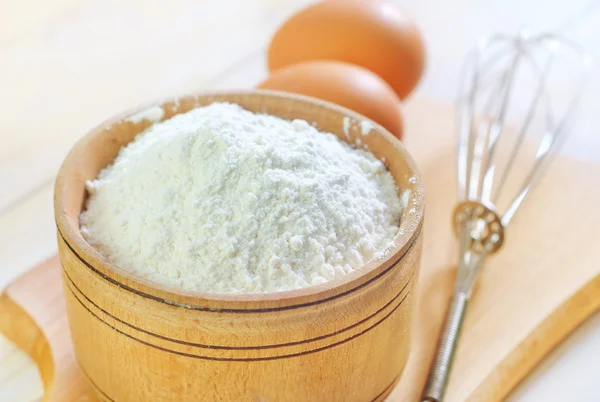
<box><xmin>54</xmin><ymin>91</ymin><xmax>424</xmax><ymax>402</ymax></box>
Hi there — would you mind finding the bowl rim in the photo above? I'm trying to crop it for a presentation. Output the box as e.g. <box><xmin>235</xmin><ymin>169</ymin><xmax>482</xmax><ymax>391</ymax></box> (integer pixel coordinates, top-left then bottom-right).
<box><xmin>54</xmin><ymin>90</ymin><xmax>424</xmax><ymax>312</ymax></box>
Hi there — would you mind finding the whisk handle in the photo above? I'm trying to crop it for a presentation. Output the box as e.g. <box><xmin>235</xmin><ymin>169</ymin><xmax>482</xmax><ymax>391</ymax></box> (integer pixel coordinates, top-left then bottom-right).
<box><xmin>421</xmin><ymin>292</ymin><xmax>469</xmax><ymax>402</ymax></box>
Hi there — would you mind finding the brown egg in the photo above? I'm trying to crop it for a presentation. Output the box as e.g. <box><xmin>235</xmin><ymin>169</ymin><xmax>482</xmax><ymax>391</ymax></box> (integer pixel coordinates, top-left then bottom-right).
<box><xmin>258</xmin><ymin>61</ymin><xmax>404</xmax><ymax>139</ymax></box>
<box><xmin>267</xmin><ymin>0</ymin><xmax>426</xmax><ymax>100</ymax></box>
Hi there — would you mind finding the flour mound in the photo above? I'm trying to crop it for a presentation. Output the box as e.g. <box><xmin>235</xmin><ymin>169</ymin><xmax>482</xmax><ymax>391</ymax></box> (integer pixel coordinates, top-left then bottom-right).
<box><xmin>81</xmin><ymin>103</ymin><xmax>402</xmax><ymax>294</ymax></box>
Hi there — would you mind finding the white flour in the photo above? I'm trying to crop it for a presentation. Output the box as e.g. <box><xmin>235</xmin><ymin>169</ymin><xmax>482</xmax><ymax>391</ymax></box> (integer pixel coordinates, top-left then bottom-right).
<box><xmin>125</xmin><ymin>105</ymin><xmax>165</xmax><ymax>124</ymax></box>
<box><xmin>81</xmin><ymin>103</ymin><xmax>402</xmax><ymax>294</ymax></box>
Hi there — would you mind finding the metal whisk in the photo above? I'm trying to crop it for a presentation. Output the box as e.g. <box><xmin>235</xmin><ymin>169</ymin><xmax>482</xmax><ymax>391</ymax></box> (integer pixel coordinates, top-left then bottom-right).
<box><xmin>422</xmin><ymin>32</ymin><xmax>590</xmax><ymax>402</ymax></box>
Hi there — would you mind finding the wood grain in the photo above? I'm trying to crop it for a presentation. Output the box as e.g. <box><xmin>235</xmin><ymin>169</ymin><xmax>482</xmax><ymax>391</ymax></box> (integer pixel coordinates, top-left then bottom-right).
<box><xmin>1</xmin><ymin>99</ymin><xmax>599</xmax><ymax>401</ymax></box>
<box><xmin>0</xmin><ymin>256</ymin><xmax>93</xmax><ymax>401</ymax></box>
<box><xmin>2</xmin><ymin>0</ymin><xmax>600</xmax><ymax>400</ymax></box>
<box><xmin>52</xmin><ymin>92</ymin><xmax>424</xmax><ymax>401</ymax></box>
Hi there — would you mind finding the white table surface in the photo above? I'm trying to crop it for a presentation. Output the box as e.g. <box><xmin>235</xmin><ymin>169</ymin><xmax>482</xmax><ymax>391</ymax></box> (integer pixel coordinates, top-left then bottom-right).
<box><xmin>1</xmin><ymin>0</ymin><xmax>599</xmax><ymax>400</ymax></box>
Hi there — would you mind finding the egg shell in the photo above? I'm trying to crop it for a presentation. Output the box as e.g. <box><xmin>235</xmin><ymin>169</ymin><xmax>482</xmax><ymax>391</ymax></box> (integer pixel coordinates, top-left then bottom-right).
<box><xmin>267</xmin><ymin>0</ymin><xmax>426</xmax><ymax>100</ymax></box>
<box><xmin>258</xmin><ymin>61</ymin><xmax>404</xmax><ymax>139</ymax></box>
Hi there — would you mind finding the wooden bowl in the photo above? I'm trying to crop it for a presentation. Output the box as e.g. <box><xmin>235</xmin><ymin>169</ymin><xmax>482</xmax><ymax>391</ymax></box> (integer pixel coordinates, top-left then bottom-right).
<box><xmin>54</xmin><ymin>91</ymin><xmax>424</xmax><ymax>402</ymax></box>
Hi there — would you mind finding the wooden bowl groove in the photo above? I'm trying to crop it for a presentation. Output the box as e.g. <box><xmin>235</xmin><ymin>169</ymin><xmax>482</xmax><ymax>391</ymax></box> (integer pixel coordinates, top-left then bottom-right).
<box><xmin>54</xmin><ymin>91</ymin><xmax>424</xmax><ymax>401</ymax></box>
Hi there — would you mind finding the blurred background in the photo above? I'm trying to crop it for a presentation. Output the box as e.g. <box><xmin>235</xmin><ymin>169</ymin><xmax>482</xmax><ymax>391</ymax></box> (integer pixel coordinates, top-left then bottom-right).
<box><xmin>1</xmin><ymin>0</ymin><xmax>599</xmax><ymax>401</ymax></box>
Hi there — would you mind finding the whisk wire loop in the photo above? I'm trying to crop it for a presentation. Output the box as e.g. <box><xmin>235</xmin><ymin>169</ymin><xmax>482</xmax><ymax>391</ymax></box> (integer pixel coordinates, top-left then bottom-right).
<box><xmin>424</xmin><ymin>31</ymin><xmax>589</xmax><ymax>402</ymax></box>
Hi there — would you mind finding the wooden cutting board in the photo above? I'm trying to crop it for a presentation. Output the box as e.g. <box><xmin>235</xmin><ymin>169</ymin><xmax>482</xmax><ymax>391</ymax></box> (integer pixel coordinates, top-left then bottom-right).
<box><xmin>1</xmin><ymin>100</ymin><xmax>599</xmax><ymax>402</ymax></box>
